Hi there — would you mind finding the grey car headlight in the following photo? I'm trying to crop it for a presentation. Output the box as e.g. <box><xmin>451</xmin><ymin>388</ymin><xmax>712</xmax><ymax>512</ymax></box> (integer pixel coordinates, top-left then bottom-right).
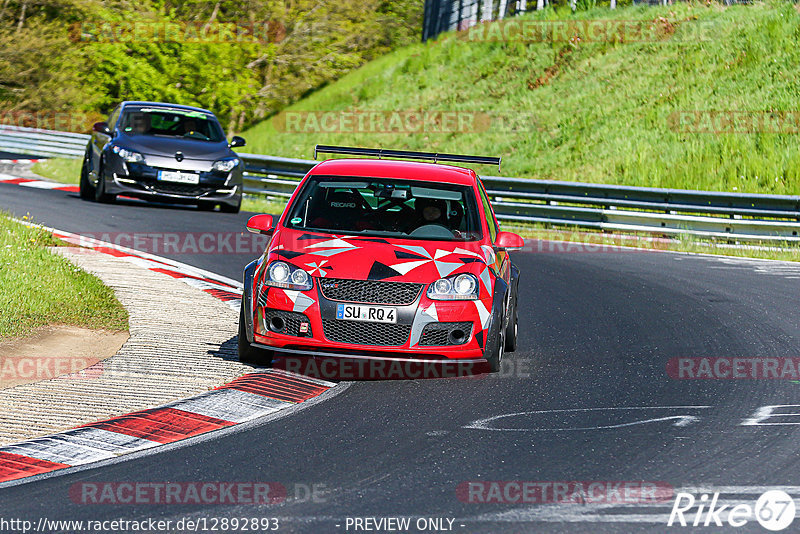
<box><xmin>112</xmin><ymin>145</ymin><xmax>145</xmax><ymax>163</ymax></box>
<box><xmin>212</xmin><ymin>158</ymin><xmax>240</xmax><ymax>173</ymax></box>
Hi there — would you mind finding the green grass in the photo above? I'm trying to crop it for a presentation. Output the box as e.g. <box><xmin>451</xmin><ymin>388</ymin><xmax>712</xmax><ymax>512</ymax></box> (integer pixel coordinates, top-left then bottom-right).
<box><xmin>241</xmin><ymin>195</ymin><xmax>289</xmax><ymax>215</ymax></box>
<box><xmin>0</xmin><ymin>213</ymin><xmax>129</xmax><ymax>340</ymax></box>
<box><xmin>241</xmin><ymin>0</ymin><xmax>800</xmax><ymax>195</ymax></box>
<box><xmin>31</xmin><ymin>158</ymin><xmax>80</xmax><ymax>185</ymax></box>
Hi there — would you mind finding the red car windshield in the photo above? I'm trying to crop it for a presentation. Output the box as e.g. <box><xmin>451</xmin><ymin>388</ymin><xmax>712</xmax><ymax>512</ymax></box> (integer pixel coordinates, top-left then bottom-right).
<box><xmin>285</xmin><ymin>176</ymin><xmax>483</xmax><ymax>241</ymax></box>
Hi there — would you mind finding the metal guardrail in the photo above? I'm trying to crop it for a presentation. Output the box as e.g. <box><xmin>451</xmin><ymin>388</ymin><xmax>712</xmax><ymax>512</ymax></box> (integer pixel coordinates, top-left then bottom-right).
<box><xmin>238</xmin><ymin>154</ymin><xmax>800</xmax><ymax>243</ymax></box>
<box><xmin>0</xmin><ymin>125</ymin><xmax>88</xmax><ymax>158</ymax></box>
<box><xmin>1</xmin><ymin>124</ymin><xmax>799</xmax><ymax>242</ymax></box>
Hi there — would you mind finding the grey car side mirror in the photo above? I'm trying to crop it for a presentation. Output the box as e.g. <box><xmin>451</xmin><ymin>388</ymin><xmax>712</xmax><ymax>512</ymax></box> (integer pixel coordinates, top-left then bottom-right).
<box><xmin>93</xmin><ymin>121</ymin><xmax>111</xmax><ymax>135</ymax></box>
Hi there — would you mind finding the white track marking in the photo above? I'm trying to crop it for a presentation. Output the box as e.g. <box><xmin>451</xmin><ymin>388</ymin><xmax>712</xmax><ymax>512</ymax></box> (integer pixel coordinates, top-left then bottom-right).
<box><xmin>181</xmin><ymin>277</ymin><xmax>242</xmax><ymax>294</ymax></box>
<box><xmin>688</xmin><ymin>256</ymin><xmax>800</xmax><ymax>279</ymax></box>
<box><xmin>18</xmin><ymin>181</ymin><xmax>65</xmax><ymax>189</ymax></box>
<box><xmin>464</xmin><ymin>406</ymin><xmax>711</xmax><ymax>432</ymax></box>
<box><xmin>122</xmin><ymin>255</ymin><xmax>181</xmax><ymax>271</ymax></box>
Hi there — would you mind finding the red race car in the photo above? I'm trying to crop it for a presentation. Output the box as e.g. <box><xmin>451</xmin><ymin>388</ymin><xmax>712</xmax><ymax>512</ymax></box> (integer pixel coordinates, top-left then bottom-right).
<box><xmin>239</xmin><ymin>146</ymin><xmax>523</xmax><ymax>374</ymax></box>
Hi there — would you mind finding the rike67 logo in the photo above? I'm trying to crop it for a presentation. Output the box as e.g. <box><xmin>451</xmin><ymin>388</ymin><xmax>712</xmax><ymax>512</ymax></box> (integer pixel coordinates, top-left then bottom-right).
<box><xmin>668</xmin><ymin>490</ymin><xmax>796</xmax><ymax>531</ymax></box>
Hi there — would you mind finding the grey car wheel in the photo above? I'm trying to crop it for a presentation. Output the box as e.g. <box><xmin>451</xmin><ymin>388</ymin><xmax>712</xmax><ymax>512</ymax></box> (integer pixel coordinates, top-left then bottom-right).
<box><xmin>94</xmin><ymin>162</ymin><xmax>116</xmax><ymax>204</ymax></box>
<box><xmin>79</xmin><ymin>154</ymin><xmax>95</xmax><ymax>200</ymax></box>
<box><xmin>238</xmin><ymin>301</ymin><xmax>274</xmax><ymax>366</ymax></box>
<box><xmin>485</xmin><ymin>312</ymin><xmax>506</xmax><ymax>373</ymax></box>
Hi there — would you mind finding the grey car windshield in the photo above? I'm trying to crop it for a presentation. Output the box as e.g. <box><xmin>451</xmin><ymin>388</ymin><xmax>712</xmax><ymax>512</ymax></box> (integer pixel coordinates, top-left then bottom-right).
<box><xmin>119</xmin><ymin>109</ymin><xmax>225</xmax><ymax>142</ymax></box>
<box><xmin>286</xmin><ymin>176</ymin><xmax>483</xmax><ymax>241</ymax></box>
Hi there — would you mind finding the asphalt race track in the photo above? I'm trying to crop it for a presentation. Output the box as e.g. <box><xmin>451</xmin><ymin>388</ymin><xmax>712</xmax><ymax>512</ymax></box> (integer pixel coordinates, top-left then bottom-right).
<box><xmin>1</xmin><ymin>182</ymin><xmax>800</xmax><ymax>533</ymax></box>
<box><xmin>0</xmin><ymin>151</ymin><xmax>42</xmax><ymax>160</ymax></box>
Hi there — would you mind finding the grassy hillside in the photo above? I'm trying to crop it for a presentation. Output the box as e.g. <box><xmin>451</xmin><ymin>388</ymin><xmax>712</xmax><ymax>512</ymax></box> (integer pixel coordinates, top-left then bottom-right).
<box><xmin>243</xmin><ymin>1</ymin><xmax>800</xmax><ymax>195</ymax></box>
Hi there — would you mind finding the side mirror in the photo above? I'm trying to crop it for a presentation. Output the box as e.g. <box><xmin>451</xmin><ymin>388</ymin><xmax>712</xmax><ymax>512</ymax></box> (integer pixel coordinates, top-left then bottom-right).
<box><xmin>495</xmin><ymin>231</ymin><xmax>524</xmax><ymax>250</ymax></box>
<box><xmin>93</xmin><ymin>121</ymin><xmax>111</xmax><ymax>135</ymax></box>
<box><xmin>230</xmin><ymin>136</ymin><xmax>246</xmax><ymax>148</ymax></box>
<box><xmin>246</xmin><ymin>214</ymin><xmax>273</xmax><ymax>235</ymax></box>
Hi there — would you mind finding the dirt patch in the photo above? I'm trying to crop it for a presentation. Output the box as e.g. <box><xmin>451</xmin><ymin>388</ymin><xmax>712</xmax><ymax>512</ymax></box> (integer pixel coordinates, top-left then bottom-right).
<box><xmin>0</xmin><ymin>326</ymin><xmax>128</xmax><ymax>389</ymax></box>
<box><xmin>528</xmin><ymin>46</ymin><xmax>573</xmax><ymax>90</ymax></box>
<box><xmin>651</xmin><ymin>16</ymin><xmax>677</xmax><ymax>40</ymax></box>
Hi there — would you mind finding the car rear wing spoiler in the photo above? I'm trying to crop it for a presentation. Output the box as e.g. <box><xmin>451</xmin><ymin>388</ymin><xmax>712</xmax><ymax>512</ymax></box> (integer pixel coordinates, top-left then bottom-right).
<box><xmin>314</xmin><ymin>145</ymin><xmax>501</xmax><ymax>169</ymax></box>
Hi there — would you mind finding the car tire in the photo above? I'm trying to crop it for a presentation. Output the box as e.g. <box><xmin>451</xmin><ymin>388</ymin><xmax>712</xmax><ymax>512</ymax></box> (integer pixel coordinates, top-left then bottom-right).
<box><xmin>505</xmin><ymin>290</ymin><xmax>518</xmax><ymax>352</ymax></box>
<box><xmin>220</xmin><ymin>196</ymin><xmax>241</xmax><ymax>214</ymax></box>
<box><xmin>238</xmin><ymin>301</ymin><xmax>274</xmax><ymax>366</ymax></box>
<box><xmin>94</xmin><ymin>163</ymin><xmax>116</xmax><ymax>204</ymax></box>
<box><xmin>485</xmin><ymin>311</ymin><xmax>506</xmax><ymax>373</ymax></box>
<box><xmin>79</xmin><ymin>154</ymin><xmax>95</xmax><ymax>200</ymax></box>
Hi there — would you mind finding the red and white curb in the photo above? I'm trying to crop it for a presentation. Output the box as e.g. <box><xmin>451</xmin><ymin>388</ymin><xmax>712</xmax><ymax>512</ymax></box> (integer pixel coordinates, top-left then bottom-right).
<box><xmin>0</xmin><ymin>222</ymin><xmax>336</xmax><ymax>485</ymax></box>
<box><xmin>0</xmin><ymin>159</ymin><xmax>40</xmax><ymax>164</ymax></box>
<box><xmin>50</xmin><ymin>227</ymin><xmax>244</xmax><ymax>312</ymax></box>
<box><xmin>0</xmin><ymin>370</ymin><xmax>334</xmax><ymax>484</ymax></box>
<box><xmin>0</xmin><ymin>173</ymin><xmax>78</xmax><ymax>192</ymax></box>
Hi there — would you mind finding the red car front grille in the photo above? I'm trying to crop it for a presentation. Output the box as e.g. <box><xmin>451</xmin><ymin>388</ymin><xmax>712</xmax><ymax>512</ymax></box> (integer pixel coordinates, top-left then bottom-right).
<box><xmin>318</xmin><ymin>278</ymin><xmax>422</xmax><ymax>305</ymax></box>
<box><xmin>322</xmin><ymin>320</ymin><xmax>411</xmax><ymax>346</ymax></box>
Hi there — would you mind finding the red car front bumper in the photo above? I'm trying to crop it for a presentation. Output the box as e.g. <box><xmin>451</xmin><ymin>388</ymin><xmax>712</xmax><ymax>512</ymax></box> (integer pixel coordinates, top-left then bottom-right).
<box><xmin>252</xmin><ymin>283</ymin><xmax>490</xmax><ymax>362</ymax></box>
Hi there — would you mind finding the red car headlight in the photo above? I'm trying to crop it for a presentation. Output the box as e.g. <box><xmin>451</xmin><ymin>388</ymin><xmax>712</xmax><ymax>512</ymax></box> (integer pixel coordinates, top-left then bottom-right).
<box><xmin>427</xmin><ymin>273</ymin><xmax>479</xmax><ymax>300</ymax></box>
<box><xmin>264</xmin><ymin>261</ymin><xmax>313</xmax><ymax>291</ymax></box>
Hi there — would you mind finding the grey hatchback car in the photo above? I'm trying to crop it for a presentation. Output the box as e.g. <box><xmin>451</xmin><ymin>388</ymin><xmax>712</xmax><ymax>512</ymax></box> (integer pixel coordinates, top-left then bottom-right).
<box><xmin>80</xmin><ymin>101</ymin><xmax>246</xmax><ymax>213</ymax></box>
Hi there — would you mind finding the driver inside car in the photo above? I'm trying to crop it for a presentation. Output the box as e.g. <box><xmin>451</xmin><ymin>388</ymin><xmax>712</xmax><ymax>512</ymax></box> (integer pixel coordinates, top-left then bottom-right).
<box><xmin>409</xmin><ymin>197</ymin><xmax>448</xmax><ymax>232</ymax></box>
<box><xmin>129</xmin><ymin>112</ymin><xmax>151</xmax><ymax>135</ymax></box>
<box><xmin>182</xmin><ymin>118</ymin><xmax>199</xmax><ymax>137</ymax></box>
